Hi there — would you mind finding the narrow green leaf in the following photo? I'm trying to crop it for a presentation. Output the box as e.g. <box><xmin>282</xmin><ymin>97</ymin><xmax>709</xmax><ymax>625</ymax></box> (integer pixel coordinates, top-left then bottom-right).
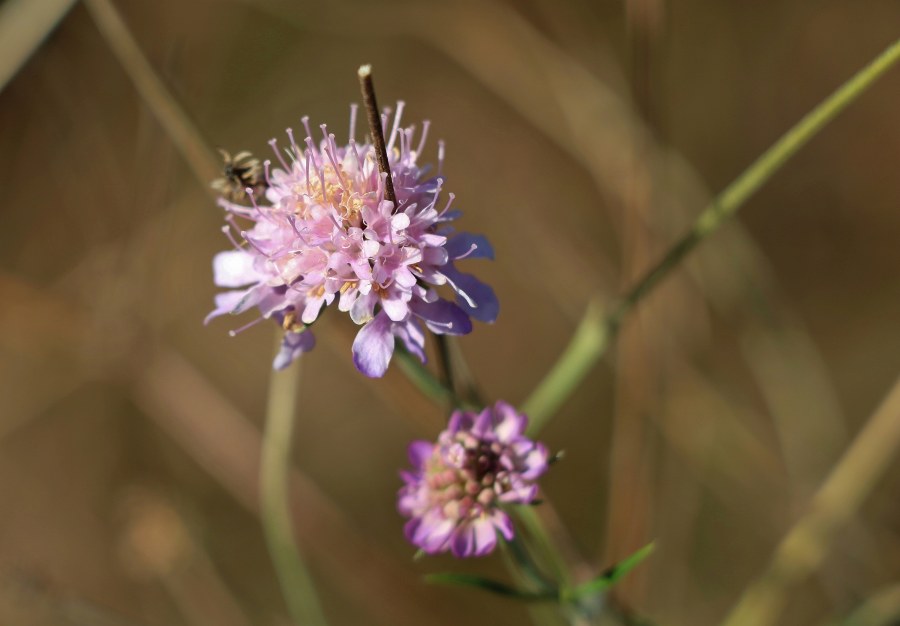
<box><xmin>565</xmin><ymin>542</ymin><xmax>656</xmax><ymax>602</ymax></box>
<box><xmin>425</xmin><ymin>573</ymin><xmax>556</xmax><ymax>602</ymax></box>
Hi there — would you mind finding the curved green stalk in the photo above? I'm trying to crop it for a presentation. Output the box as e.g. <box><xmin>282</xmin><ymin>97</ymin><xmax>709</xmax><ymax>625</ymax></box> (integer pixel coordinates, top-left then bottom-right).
<box><xmin>394</xmin><ymin>345</ymin><xmax>470</xmax><ymax>409</ymax></box>
<box><xmin>261</xmin><ymin>346</ymin><xmax>329</xmax><ymax>626</ymax></box>
<box><xmin>523</xmin><ymin>37</ymin><xmax>900</xmax><ymax>434</ymax></box>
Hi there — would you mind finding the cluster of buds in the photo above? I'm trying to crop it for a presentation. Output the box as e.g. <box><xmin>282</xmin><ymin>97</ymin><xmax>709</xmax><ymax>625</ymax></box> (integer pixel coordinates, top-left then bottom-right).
<box><xmin>398</xmin><ymin>402</ymin><xmax>549</xmax><ymax>557</ymax></box>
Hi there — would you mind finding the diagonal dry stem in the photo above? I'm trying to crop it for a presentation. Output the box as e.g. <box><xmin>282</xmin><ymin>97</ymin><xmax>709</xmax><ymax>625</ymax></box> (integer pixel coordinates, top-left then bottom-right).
<box><xmin>719</xmin><ymin>373</ymin><xmax>900</xmax><ymax>626</ymax></box>
<box><xmin>82</xmin><ymin>0</ymin><xmax>219</xmax><ymax>185</ymax></box>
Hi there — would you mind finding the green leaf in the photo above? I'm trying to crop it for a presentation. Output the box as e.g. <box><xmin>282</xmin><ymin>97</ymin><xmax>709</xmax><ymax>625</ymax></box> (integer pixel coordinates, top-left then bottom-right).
<box><xmin>425</xmin><ymin>573</ymin><xmax>556</xmax><ymax>602</ymax></box>
<box><xmin>564</xmin><ymin>542</ymin><xmax>656</xmax><ymax>602</ymax></box>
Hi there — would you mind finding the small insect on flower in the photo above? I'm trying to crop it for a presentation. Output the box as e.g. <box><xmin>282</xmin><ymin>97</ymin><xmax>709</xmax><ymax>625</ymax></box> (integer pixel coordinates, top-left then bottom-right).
<box><xmin>210</xmin><ymin>149</ymin><xmax>267</xmax><ymax>202</ymax></box>
<box><xmin>398</xmin><ymin>402</ymin><xmax>549</xmax><ymax>558</ymax></box>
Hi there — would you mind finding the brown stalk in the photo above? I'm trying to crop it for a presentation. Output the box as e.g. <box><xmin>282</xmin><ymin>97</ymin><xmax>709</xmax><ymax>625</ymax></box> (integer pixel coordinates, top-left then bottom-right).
<box><xmin>357</xmin><ymin>64</ymin><xmax>398</xmax><ymax>208</ymax></box>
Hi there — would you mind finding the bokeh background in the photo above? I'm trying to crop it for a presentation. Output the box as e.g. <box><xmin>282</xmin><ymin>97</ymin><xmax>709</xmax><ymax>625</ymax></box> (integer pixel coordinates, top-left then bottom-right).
<box><xmin>2</xmin><ymin>1</ymin><xmax>900</xmax><ymax>625</ymax></box>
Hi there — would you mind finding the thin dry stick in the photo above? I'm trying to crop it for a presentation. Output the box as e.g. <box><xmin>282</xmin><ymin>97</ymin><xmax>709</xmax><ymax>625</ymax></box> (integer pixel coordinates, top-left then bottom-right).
<box><xmin>602</xmin><ymin>0</ymin><xmax>667</xmax><ymax>595</ymax></box>
<box><xmin>720</xmin><ymin>374</ymin><xmax>900</xmax><ymax>626</ymax></box>
<box><xmin>357</xmin><ymin>64</ymin><xmax>397</xmax><ymax>206</ymax></box>
<box><xmin>357</xmin><ymin>64</ymin><xmax>460</xmax><ymax>403</ymax></box>
<box><xmin>82</xmin><ymin>0</ymin><xmax>219</xmax><ymax>185</ymax></box>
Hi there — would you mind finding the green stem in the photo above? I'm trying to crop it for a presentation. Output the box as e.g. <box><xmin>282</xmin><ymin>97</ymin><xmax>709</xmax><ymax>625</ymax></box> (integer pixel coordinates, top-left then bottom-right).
<box><xmin>499</xmin><ymin>545</ymin><xmax>572</xmax><ymax>626</ymax></box>
<box><xmin>394</xmin><ymin>344</ymin><xmax>471</xmax><ymax>409</ymax></box>
<box><xmin>434</xmin><ymin>334</ymin><xmax>456</xmax><ymax>395</ymax></box>
<box><xmin>504</xmin><ymin>533</ymin><xmax>558</xmax><ymax>593</ymax></box>
<box><xmin>514</xmin><ymin>507</ymin><xmax>572</xmax><ymax>588</ymax></box>
<box><xmin>523</xmin><ymin>299</ymin><xmax>607</xmax><ymax>436</ymax></box>
<box><xmin>523</xmin><ymin>37</ymin><xmax>900</xmax><ymax>433</ymax></box>
<box><xmin>261</xmin><ymin>343</ymin><xmax>329</xmax><ymax>626</ymax></box>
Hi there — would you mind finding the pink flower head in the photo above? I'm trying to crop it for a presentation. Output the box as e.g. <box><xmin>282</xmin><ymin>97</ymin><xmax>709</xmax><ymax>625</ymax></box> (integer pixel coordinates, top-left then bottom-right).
<box><xmin>207</xmin><ymin>103</ymin><xmax>498</xmax><ymax>376</ymax></box>
<box><xmin>397</xmin><ymin>402</ymin><xmax>549</xmax><ymax>558</ymax></box>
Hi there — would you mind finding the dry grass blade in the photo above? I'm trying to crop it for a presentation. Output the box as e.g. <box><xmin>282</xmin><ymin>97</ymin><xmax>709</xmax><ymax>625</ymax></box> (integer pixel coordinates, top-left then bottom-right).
<box><xmin>0</xmin><ymin>0</ymin><xmax>76</xmax><ymax>93</ymax></box>
<box><xmin>720</xmin><ymin>373</ymin><xmax>900</xmax><ymax>626</ymax></box>
<box><xmin>833</xmin><ymin>582</ymin><xmax>900</xmax><ymax>626</ymax></box>
<box><xmin>82</xmin><ymin>0</ymin><xmax>219</xmax><ymax>184</ymax></box>
<box><xmin>116</xmin><ymin>486</ymin><xmax>254</xmax><ymax>626</ymax></box>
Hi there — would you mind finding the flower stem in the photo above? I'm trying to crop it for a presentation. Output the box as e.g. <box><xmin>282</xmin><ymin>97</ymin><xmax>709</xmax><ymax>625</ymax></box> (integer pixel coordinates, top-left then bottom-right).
<box><xmin>394</xmin><ymin>345</ymin><xmax>469</xmax><ymax>409</ymax></box>
<box><xmin>434</xmin><ymin>334</ymin><xmax>457</xmax><ymax>396</ymax></box>
<box><xmin>523</xmin><ymin>37</ymin><xmax>900</xmax><ymax>434</ymax></box>
<box><xmin>358</xmin><ymin>64</ymin><xmax>398</xmax><ymax>207</ymax></box>
<box><xmin>261</xmin><ymin>344</ymin><xmax>329</xmax><ymax>626</ymax></box>
<box><xmin>504</xmin><ymin>533</ymin><xmax>558</xmax><ymax>593</ymax></box>
<box><xmin>513</xmin><ymin>506</ymin><xmax>575</xmax><ymax>609</ymax></box>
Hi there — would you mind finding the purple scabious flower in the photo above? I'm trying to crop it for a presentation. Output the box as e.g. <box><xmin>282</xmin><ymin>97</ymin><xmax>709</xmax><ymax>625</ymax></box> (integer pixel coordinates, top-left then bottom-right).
<box><xmin>398</xmin><ymin>402</ymin><xmax>549</xmax><ymax>558</ymax></box>
<box><xmin>207</xmin><ymin>104</ymin><xmax>498</xmax><ymax>376</ymax></box>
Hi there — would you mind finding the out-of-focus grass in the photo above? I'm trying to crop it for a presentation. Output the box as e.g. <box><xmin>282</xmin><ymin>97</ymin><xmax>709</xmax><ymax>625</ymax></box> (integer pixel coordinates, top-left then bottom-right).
<box><xmin>2</xmin><ymin>1</ymin><xmax>900</xmax><ymax>625</ymax></box>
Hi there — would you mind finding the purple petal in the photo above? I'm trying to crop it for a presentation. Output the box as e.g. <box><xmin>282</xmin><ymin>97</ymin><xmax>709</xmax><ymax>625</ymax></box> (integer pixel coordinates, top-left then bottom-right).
<box><xmin>204</xmin><ymin>290</ymin><xmax>248</xmax><ymax>324</ymax></box>
<box><xmin>446</xmin><ymin>409</ymin><xmax>466</xmax><ymax>434</ymax></box>
<box><xmin>272</xmin><ymin>330</ymin><xmax>316</xmax><ymax>370</ymax></box>
<box><xmin>440</xmin><ymin>265</ymin><xmax>499</xmax><ymax>323</ymax></box>
<box><xmin>352</xmin><ymin>312</ymin><xmax>395</xmax><ymax>377</ymax></box>
<box><xmin>450</xmin><ymin>523</ymin><xmax>476</xmax><ymax>558</ymax></box>
<box><xmin>408</xmin><ymin>440</ymin><xmax>434</xmax><ymax>470</ymax></box>
<box><xmin>394</xmin><ymin>267</ymin><xmax>418</xmax><ymax>289</ymax></box>
<box><xmin>394</xmin><ymin>318</ymin><xmax>426</xmax><ymax>363</ymax></box>
<box><xmin>498</xmin><ymin>483</ymin><xmax>538</xmax><ymax>504</ymax></box>
<box><xmin>517</xmin><ymin>442</ymin><xmax>549</xmax><ymax>480</ymax></box>
<box><xmin>422</xmin><ymin>247</ymin><xmax>449</xmax><ymax>267</ymax></box>
<box><xmin>491</xmin><ymin>510</ymin><xmax>515</xmax><ymax>541</ymax></box>
<box><xmin>397</xmin><ymin>485</ymin><xmax>428</xmax><ymax>517</ymax></box>
<box><xmin>409</xmin><ymin>299</ymin><xmax>473</xmax><ymax>336</ymax></box>
<box><xmin>381</xmin><ymin>294</ymin><xmax>410</xmax><ymax>322</ymax></box>
<box><xmin>416</xmin><ymin>513</ymin><xmax>456</xmax><ymax>553</ymax></box>
<box><xmin>471</xmin><ymin>407</ymin><xmax>495</xmax><ymax>439</ymax></box>
<box><xmin>472</xmin><ymin>517</ymin><xmax>498</xmax><ymax>556</ymax></box>
<box><xmin>493</xmin><ymin>401</ymin><xmax>527</xmax><ymax>442</ymax></box>
<box><xmin>301</xmin><ymin>296</ymin><xmax>327</xmax><ymax>324</ymax></box>
<box><xmin>447</xmin><ymin>409</ymin><xmax>476</xmax><ymax>434</ymax></box>
<box><xmin>445</xmin><ymin>233</ymin><xmax>495</xmax><ymax>261</ymax></box>
<box><xmin>403</xmin><ymin>517</ymin><xmax>422</xmax><ymax>542</ymax></box>
<box><xmin>231</xmin><ymin>285</ymin><xmax>268</xmax><ymax>316</ymax></box>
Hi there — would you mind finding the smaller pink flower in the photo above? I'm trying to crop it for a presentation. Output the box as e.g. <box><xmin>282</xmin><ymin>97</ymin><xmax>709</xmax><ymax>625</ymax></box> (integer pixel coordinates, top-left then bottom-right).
<box><xmin>397</xmin><ymin>402</ymin><xmax>549</xmax><ymax>558</ymax></box>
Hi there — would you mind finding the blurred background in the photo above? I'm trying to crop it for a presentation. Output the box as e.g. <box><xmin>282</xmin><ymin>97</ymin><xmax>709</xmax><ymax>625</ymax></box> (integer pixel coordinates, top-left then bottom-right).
<box><xmin>2</xmin><ymin>0</ymin><xmax>900</xmax><ymax>624</ymax></box>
